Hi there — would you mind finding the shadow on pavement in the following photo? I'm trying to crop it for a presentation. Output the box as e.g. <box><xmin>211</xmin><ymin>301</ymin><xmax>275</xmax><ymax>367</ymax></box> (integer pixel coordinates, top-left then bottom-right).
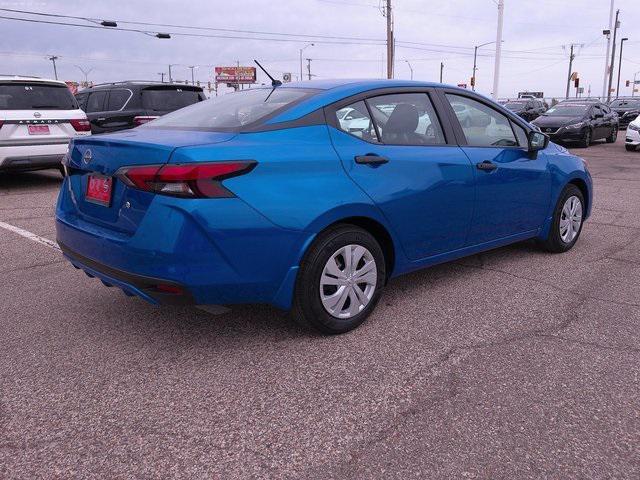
<box><xmin>0</xmin><ymin>169</ymin><xmax>63</xmax><ymax>191</ymax></box>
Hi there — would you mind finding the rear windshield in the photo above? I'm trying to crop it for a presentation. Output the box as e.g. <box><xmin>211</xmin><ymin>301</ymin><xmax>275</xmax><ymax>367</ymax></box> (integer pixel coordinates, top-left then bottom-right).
<box><xmin>141</xmin><ymin>87</ymin><xmax>205</xmax><ymax>111</ymax></box>
<box><xmin>0</xmin><ymin>82</ymin><xmax>78</xmax><ymax>110</ymax></box>
<box><xmin>504</xmin><ymin>102</ymin><xmax>527</xmax><ymax>110</ymax></box>
<box><xmin>610</xmin><ymin>99</ymin><xmax>640</xmax><ymax>108</ymax></box>
<box><xmin>146</xmin><ymin>88</ymin><xmax>313</xmax><ymax>130</ymax></box>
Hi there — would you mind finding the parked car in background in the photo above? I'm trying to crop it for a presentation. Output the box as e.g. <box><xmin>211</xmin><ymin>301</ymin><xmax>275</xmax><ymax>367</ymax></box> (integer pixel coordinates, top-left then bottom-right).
<box><xmin>609</xmin><ymin>98</ymin><xmax>640</xmax><ymax>129</ymax></box>
<box><xmin>503</xmin><ymin>98</ymin><xmax>547</xmax><ymax>122</ymax></box>
<box><xmin>531</xmin><ymin>100</ymin><xmax>618</xmax><ymax>147</ymax></box>
<box><xmin>75</xmin><ymin>81</ymin><xmax>206</xmax><ymax>134</ymax></box>
<box><xmin>625</xmin><ymin>114</ymin><xmax>640</xmax><ymax>151</ymax></box>
<box><xmin>0</xmin><ymin>75</ymin><xmax>91</xmax><ymax>174</ymax></box>
<box><xmin>56</xmin><ymin>79</ymin><xmax>592</xmax><ymax>334</ymax></box>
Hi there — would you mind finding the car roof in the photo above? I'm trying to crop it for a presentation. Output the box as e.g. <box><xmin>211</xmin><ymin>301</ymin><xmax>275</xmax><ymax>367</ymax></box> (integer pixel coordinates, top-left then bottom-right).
<box><xmin>82</xmin><ymin>81</ymin><xmax>203</xmax><ymax>92</ymax></box>
<box><xmin>0</xmin><ymin>75</ymin><xmax>67</xmax><ymax>86</ymax></box>
<box><xmin>263</xmin><ymin>79</ymin><xmax>470</xmax><ymax>123</ymax></box>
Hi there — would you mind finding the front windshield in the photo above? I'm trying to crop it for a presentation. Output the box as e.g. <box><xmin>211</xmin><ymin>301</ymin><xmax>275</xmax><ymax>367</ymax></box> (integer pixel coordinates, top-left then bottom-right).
<box><xmin>610</xmin><ymin>99</ymin><xmax>640</xmax><ymax>108</ymax></box>
<box><xmin>544</xmin><ymin>104</ymin><xmax>589</xmax><ymax>116</ymax></box>
<box><xmin>146</xmin><ymin>88</ymin><xmax>314</xmax><ymax>130</ymax></box>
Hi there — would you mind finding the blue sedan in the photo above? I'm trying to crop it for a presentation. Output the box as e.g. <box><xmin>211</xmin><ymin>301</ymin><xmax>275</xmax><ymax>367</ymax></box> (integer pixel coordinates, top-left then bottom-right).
<box><xmin>56</xmin><ymin>79</ymin><xmax>592</xmax><ymax>334</ymax></box>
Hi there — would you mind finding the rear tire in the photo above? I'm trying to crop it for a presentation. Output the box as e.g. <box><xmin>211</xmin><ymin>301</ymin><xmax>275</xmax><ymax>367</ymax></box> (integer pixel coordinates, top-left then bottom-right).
<box><xmin>606</xmin><ymin>126</ymin><xmax>618</xmax><ymax>143</ymax></box>
<box><xmin>538</xmin><ymin>184</ymin><xmax>585</xmax><ymax>253</ymax></box>
<box><xmin>291</xmin><ymin>224</ymin><xmax>386</xmax><ymax>334</ymax></box>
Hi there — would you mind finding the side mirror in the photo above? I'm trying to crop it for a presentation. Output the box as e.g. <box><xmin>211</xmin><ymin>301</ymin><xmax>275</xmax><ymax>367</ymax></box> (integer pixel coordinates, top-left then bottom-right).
<box><xmin>528</xmin><ymin>130</ymin><xmax>549</xmax><ymax>158</ymax></box>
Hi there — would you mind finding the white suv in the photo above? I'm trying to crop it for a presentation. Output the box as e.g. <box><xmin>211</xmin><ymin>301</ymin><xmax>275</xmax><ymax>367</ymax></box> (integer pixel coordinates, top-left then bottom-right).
<box><xmin>626</xmin><ymin>114</ymin><xmax>640</xmax><ymax>152</ymax></box>
<box><xmin>0</xmin><ymin>76</ymin><xmax>91</xmax><ymax>174</ymax></box>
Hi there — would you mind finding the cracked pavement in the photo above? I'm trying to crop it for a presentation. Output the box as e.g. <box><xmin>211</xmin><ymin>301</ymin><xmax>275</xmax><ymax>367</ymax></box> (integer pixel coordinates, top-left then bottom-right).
<box><xmin>1</xmin><ymin>136</ymin><xmax>639</xmax><ymax>479</ymax></box>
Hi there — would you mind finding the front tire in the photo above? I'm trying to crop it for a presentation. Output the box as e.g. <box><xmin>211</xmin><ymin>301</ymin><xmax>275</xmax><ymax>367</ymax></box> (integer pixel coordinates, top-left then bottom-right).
<box><xmin>626</xmin><ymin>144</ymin><xmax>637</xmax><ymax>152</ymax></box>
<box><xmin>292</xmin><ymin>225</ymin><xmax>386</xmax><ymax>334</ymax></box>
<box><xmin>579</xmin><ymin>129</ymin><xmax>592</xmax><ymax>148</ymax></box>
<box><xmin>606</xmin><ymin>126</ymin><xmax>618</xmax><ymax>143</ymax></box>
<box><xmin>538</xmin><ymin>184</ymin><xmax>585</xmax><ymax>253</ymax></box>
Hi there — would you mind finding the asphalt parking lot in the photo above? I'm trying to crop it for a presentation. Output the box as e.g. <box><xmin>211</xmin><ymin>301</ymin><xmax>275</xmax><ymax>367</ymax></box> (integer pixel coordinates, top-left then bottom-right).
<box><xmin>1</xmin><ymin>135</ymin><xmax>639</xmax><ymax>479</ymax></box>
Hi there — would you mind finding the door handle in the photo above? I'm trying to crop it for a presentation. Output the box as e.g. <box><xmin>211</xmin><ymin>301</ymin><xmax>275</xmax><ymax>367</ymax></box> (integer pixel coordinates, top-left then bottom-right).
<box><xmin>476</xmin><ymin>160</ymin><xmax>498</xmax><ymax>171</ymax></box>
<box><xmin>355</xmin><ymin>154</ymin><xmax>389</xmax><ymax>165</ymax></box>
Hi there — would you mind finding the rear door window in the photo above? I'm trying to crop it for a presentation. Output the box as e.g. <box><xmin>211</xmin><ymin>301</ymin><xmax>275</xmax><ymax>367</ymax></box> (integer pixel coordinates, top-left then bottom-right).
<box><xmin>86</xmin><ymin>91</ymin><xmax>107</xmax><ymax>113</ymax></box>
<box><xmin>141</xmin><ymin>87</ymin><xmax>204</xmax><ymax>111</ymax></box>
<box><xmin>335</xmin><ymin>101</ymin><xmax>379</xmax><ymax>142</ymax></box>
<box><xmin>0</xmin><ymin>82</ymin><xmax>77</xmax><ymax>110</ymax></box>
<box><xmin>106</xmin><ymin>89</ymin><xmax>131</xmax><ymax>111</ymax></box>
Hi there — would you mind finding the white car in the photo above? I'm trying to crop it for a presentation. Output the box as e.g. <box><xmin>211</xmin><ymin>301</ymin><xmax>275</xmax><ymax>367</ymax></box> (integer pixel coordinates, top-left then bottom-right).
<box><xmin>625</xmin><ymin>114</ymin><xmax>640</xmax><ymax>152</ymax></box>
<box><xmin>0</xmin><ymin>76</ymin><xmax>91</xmax><ymax>174</ymax></box>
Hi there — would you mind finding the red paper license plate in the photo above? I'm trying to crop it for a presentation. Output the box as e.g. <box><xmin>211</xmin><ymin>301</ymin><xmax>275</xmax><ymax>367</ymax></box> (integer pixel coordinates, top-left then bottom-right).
<box><xmin>28</xmin><ymin>125</ymin><xmax>50</xmax><ymax>135</ymax></box>
<box><xmin>86</xmin><ymin>175</ymin><xmax>113</xmax><ymax>206</ymax></box>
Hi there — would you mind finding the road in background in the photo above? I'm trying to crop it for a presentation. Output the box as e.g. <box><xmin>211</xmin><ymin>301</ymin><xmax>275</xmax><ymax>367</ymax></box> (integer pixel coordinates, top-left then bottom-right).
<box><xmin>1</xmin><ymin>136</ymin><xmax>639</xmax><ymax>479</ymax></box>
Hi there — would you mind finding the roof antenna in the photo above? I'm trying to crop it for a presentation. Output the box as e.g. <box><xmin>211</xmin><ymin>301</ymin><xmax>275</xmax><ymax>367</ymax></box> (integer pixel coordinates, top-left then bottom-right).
<box><xmin>254</xmin><ymin>59</ymin><xmax>282</xmax><ymax>87</ymax></box>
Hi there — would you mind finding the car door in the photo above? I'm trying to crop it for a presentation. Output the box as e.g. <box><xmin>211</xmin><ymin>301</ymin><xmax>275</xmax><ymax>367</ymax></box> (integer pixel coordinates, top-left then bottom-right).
<box><xmin>98</xmin><ymin>88</ymin><xmax>136</xmax><ymax>133</ymax></box>
<box><xmin>84</xmin><ymin>91</ymin><xmax>108</xmax><ymax>133</ymax></box>
<box><xmin>591</xmin><ymin>105</ymin><xmax>607</xmax><ymax>139</ymax></box>
<box><xmin>440</xmin><ymin>91</ymin><xmax>551</xmax><ymax>245</ymax></box>
<box><xmin>327</xmin><ymin>89</ymin><xmax>475</xmax><ymax>261</ymax></box>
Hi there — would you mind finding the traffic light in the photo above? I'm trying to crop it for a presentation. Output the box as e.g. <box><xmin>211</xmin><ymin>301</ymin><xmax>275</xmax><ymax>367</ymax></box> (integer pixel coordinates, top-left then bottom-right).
<box><xmin>574</xmin><ymin>77</ymin><xmax>579</xmax><ymax>89</ymax></box>
<box><xmin>626</xmin><ymin>80</ymin><xmax>631</xmax><ymax>87</ymax></box>
<box><xmin>470</xmin><ymin>76</ymin><xmax>475</xmax><ymax>87</ymax></box>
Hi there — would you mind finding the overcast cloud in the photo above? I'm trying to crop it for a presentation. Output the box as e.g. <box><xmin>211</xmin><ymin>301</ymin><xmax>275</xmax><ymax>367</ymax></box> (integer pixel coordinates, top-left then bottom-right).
<box><xmin>1</xmin><ymin>0</ymin><xmax>639</xmax><ymax>99</ymax></box>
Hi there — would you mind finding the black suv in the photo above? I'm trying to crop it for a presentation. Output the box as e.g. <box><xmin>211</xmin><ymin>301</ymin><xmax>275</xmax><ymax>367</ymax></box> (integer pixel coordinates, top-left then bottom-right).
<box><xmin>75</xmin><ymin>82</ymin><xmax>206</xmax><ymax>134</ymax></box>
<box><xmin>531</xmin><ymin>100</ymin><xmax>618</xmax><ymax>148</ymax></box>
<box><xmin>609</xmin><ymin>98</ymin><xmax>640</xmax><ymax>129</ymax></box>
<box><xmin>503</xmin><ymin>98</ymin><xmax>547</xmax><ymax>122</ymax></box>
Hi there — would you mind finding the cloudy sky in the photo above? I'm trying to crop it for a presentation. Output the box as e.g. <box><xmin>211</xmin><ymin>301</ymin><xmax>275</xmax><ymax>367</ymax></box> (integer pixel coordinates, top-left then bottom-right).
<box><xmin>1</xmin><ymin>0</ymin><xmax>639</xmax><ymax>99</ymax></box>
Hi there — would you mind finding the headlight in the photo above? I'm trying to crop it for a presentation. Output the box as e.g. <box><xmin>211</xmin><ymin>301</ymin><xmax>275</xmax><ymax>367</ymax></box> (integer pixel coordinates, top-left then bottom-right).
<box><xmin>624</xmin><ymin>111</ymin><xmax>639</xmax><ymax>118</ymax></box>
<box><xmin>564</xmin><ymin>122</ymin><xmax>585</xmax><ymax>130</ymax></box>
<box><xmin>629</xmin><ymin>123</ymin><xmax>640</xmax><ymax>132</ymax></box>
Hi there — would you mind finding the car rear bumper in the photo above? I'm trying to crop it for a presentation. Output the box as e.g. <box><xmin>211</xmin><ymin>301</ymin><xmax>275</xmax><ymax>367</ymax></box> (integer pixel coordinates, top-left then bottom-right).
<box><xmin>59</xmin><ymin>241</ymin><xmax>195</xmax><ymax>305</ymax></box>
<box><xmin>0</xmin><ymin>142</ymin><xmax>69</xmax><ymax>171</ymax></box>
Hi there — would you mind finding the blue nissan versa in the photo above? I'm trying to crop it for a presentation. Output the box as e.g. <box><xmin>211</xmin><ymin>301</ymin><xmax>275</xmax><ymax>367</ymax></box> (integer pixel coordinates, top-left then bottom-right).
<box><xmin>56</xmin><ymin>80</ymin><xmax>592</xmax><ymax>334</ymax></box>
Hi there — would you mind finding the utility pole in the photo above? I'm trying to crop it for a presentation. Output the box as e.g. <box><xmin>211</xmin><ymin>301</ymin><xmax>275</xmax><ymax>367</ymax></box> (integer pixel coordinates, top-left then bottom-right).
<box><xmin>491</xmin><ymin>0</ymin><xmax>504</xmax><ymax>99</ymax></box>
<box><xmin>602</xmin><ymin>0</ymin><xmax>615</xmax><ymax>100</ymax></box>
<box><xmin>565</xmin><ymin>44</ymin><xmax>575</xmax><ymax>99</ymax></box>
<box><xmin>158</xmin><ymin>72</ymin><xmax>165</xmax><ymax>83</ymax></box>
<box><xmin>306</xmin><ymin>58</ymin><xmax>312</xmax><ymax>80</ymax></box>
<box><xmin>168</xmin><ymin>64</ymin><xmax>173</xmax><ymax>83</ymax></box>
<box><xmin>439</xmin><ymin>62</ymin><xmax>444</xmax><ymax>83</ymax></box>
<box><xmin>48</xmin><ymin>56</ymin><xmax>59</xmax><ymax>80</ymax></box>
<box><xmin>472</xmin><ymin>41</ymin><xmax>496</xmax><ymax>92</ymax></box>
<box><xmin>607</xmin><ymin>9</ymin><xmax>620</xmax><ymax>102</ymax></box>
<box><xmin>383</xmin><ymin>0</ymin><xmax>394</xmax><ymax>79</ymax></box>
<box><xmin>616</xmin><ymin>37</ymin><xmax>628</xmax><ymax>99</ymax></box>
<box><xmin>300</xmin><ymin>43</ymin><xmax>314</xmax><ymax>81</ymax></box>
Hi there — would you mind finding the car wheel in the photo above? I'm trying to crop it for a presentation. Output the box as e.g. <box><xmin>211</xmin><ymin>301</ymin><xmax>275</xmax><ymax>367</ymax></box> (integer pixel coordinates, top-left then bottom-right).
<box><xmin>579</xmin><ymin>129</ymin><xmax>592</xmax><ymax>148</ymax></box>
<box><xmin>538</xmin><ymin>184</ymin><xmax>585</xmax><ymax>253</ymax></box>
<box><xmin>292</xmin><ymin>224</ymin><xmax>386</xmax><ymax>334</ymax></box>
<box><xmin>606</xmin><ymin>126</ymin><xmax>618</xmax><ymax>143</ymax></box>
<box><xmin>626</xmin><ymin>144</ymin><xmax>637</xmax><ymax>152</ymax></box>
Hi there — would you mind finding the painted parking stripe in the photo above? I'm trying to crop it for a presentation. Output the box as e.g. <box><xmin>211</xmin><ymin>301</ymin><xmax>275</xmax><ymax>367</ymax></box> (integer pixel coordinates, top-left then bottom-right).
<box><xmin>0</xmin><ymin>220</ymin><xmax>60</xmax><ymax>251</ymax></box>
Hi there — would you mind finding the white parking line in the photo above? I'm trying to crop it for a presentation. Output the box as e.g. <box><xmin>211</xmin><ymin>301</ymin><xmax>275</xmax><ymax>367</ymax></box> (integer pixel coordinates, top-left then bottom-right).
<box><xmin>0</xmin><ymin>220</ymin><xmax>60</xmax><ymax>251</ymax></box>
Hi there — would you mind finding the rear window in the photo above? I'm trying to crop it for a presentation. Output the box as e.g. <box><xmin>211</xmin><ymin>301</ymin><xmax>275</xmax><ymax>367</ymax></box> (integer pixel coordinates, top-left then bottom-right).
<box><xmin>0</xmin><ymin>82</ymin><xmax>78</xmax><ymax>110</ymax></box>
<box><xmin>146</xmin><ymin>88</ymin><xmax>313</xmax><ymax>130</ymax></box>
<box><xmin>141</xmin><ymin>87</ymin><xmax>204</xmax><ymax>111</ymax></box>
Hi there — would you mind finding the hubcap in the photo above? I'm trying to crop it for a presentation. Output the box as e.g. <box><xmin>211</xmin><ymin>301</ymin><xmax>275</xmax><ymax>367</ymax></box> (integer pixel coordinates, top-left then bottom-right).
<box><xmin>559</xmin><ymin>195</ymin><xmax>583</xmax><ymax>243</ymax></box>
<box><xmin>319</xmin><ymin>244</ymin><xmax>377</xmax><ymax>319</ymax></box>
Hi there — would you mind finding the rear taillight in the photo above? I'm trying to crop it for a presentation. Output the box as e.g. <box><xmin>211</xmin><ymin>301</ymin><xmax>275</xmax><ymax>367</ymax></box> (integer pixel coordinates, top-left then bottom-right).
<box><xmin>0</xmin><ymin>120</ymin><xmax>4</xmax><ymax>130</ymax></box>
<box><xmin>134</xmin><ymin>116</ymin><xmax>159</xmax><ymax>126</ymax></box>
<box><xmin>116</xmin><ymin>161</ymin><xmax>257</xmax><ymax>198</ymax></box>
<box><xmin>70</xmin><ymin>119</ymin><xmax>91</xmax><ymax>132</ymax></box>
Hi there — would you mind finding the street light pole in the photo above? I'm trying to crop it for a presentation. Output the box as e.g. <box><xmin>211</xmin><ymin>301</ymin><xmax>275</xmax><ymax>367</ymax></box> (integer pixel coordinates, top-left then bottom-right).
<box><xmin>306</xmin><ymin>58</ymin><xmax>312</xmax><ymax>81</ymax></box>
<box><xmin>440</xmin><ymin>62</ymin><xmax>444</xmax><ymax>83</ymax></box>
<box><xmin>188</xmin><ymin>66</ymin><xmax>198</xmax><ymax>85</ymax></box>
<box><xmin>616</xmin><ymin>37</ymin><xmax>628</xmax><ymax>99</ymax></box>
<box><xmin>48</xmin><ymin>56</ymin><xmax>59</xmax><ymax>80</ymax></box>
<box><xmin>491</xmin><ymin>0</ymin><xmax>504</xmax><ymax>99</ymax></box>
<box><xmin>384</xmin><ymin>0</ymin><xmax>394</xmax><ymax>79</ymax></box>
<box><xmin>168</xmin><ymin>64</ymin><xmax>174</xmax><ymax>83</ymax></box>
<box><xmin>158</xmin><ymin>72</ymin><xmax>165</xmax><ymax>83</ymax></box>
<box><xmin>404</xmin><ymin>59</ymin><xmax>413</xmax><ymax>80</ymax></box>
<box><xmin>300</xmin><ymin>43</ymin><xmax>314</xmax><ymax>81</ymax></box>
